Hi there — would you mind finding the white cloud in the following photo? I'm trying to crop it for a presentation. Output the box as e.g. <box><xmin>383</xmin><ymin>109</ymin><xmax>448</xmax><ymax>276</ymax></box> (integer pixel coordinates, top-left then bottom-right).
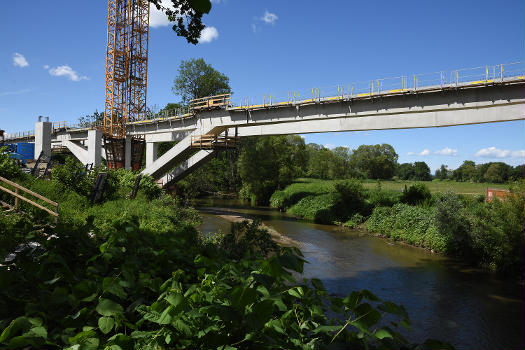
<box><xmin>418</xmin><ymin>149</ymin><xmax>430</xmax><ymax>156</ymax></box>
<box><xmin>407</xmin><ymin>151</ymin><xmax>415</xmax><ymax>156</ymax></box>
<box><xmin>43</xmin><ymin>65</ymin><xmax>49</xmax><ymax>69</ymax></box>
<box><xmin>198</xmin><ymin>26</ymin><xmax>219</xmax><ymax>43</ymax></box>
<box><xmin>434</xmin><ymin>147</ymin><xmax>458</xmax><ymax>156</ymax></box>
<box><xmin>261</xmin><ymin>10</ymin><xmax>278</xmax><ymax>25</ymax></box>
<box><xmin>475</xmin><ymin>147</ymin><xmax>525</xmax><ymax>158</ymax></box>
<box><xmin>324</xmin><ymin>144</ymin><xmax>335</xmax><ymax>149</ymax></box>
<box><xmin>46</xmin><ymin>65</ymin><xmax>88</xmax><ymax>81</ymax></box>
<box><xmin>13</xmin><ymin>53</ymin><xmax>29</xmax><ymax>68</ymax></box>
<box><xmin>149</xmin><ymin>0</ymin><xmax>172</xmax><ymax>27</ymax></box>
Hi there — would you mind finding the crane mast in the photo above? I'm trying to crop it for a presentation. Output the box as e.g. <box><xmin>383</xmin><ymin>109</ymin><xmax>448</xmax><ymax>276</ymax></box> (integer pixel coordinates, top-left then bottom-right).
<box><xmin>103</xmin><ymin>0</ymin><xmax>149</xmax><ymax>169</ymax></box>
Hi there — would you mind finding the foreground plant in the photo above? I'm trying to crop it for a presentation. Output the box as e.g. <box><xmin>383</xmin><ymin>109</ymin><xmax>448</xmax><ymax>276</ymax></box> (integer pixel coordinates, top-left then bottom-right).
<box><xmin>0</xmin><ymin>207</ymin><xmax>454</xmax><ymax>349</ymax></box>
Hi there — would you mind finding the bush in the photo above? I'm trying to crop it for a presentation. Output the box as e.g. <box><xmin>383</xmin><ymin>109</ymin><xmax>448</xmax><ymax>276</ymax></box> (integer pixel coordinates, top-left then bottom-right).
<box><xmin>0</xmin><ymin>147</ymin><xmax>26</xmax><ymax>180</ymax></box>
<box><xmin>467</xmin><ymin>193</ymin><xmax>525</xmax><ymax>275</ymax></box>
<box><xmin>0</xmin><ymin>201</ymin><xmax>454</xmax><ymax>349</ymax></box>
<box><xmin>289</xmin><ymin>193</ymin><xmax>338</xmax><ymax>224</ymax></box>
<box><xmin>332</xmin><ymin>179</ymin><xmax>366</xmax><ymax>220</ymax></box>
<box><xmin>400</xmin><ymin>183</ymin><xmax>431</xmax><ymax>205</ymax></box>
<box><xmin>218</xmin><ymin>219</ymin><xmax>279</xmax><ymax>260</ymax></box>
<box><xmin>367</xmin><ymin>188</ymin><xmax>402</xmax><ymax>208</ymax></box>
<box><xmin>51</xmin><ymin>157</ymin><xmax>93</xmax><ymax>196</ymax></box>
<box><xmin>434</xmin><ymin>192</ymin><xmax>471</xmax><ymax>255</ymax></box>
<box><xmin>367</xmin><ymin>204</ymin><xmax>444</xmax><ymax>251</ymax></box>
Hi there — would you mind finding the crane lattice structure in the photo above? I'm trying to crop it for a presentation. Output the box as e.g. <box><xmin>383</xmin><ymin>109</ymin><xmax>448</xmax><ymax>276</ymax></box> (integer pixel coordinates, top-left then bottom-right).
<box><xmin>103</xmin><ymin>0</ymin><xmax>149</xmax><ymax>169</ymax></box>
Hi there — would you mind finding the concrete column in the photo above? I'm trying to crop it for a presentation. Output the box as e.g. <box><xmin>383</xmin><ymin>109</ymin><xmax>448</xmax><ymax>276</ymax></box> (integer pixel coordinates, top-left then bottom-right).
<box><xmin>145</xmin><ymin>142</ymin><xmax>158</xmax><ymax>168</ymax></box>
<box><xmin>87</xmin><ymin>129</ymin><xmax>102</xmax><ymax>167</ymax></box>
<box><xmin>125</xmin><ymin>135</ymin><xmax>132</xmax><ymax>170</ymax></box>
<box><xmin>34</xmin><ymin>121</ymin><xmax>52</xmax><ymax>159</ymax></box>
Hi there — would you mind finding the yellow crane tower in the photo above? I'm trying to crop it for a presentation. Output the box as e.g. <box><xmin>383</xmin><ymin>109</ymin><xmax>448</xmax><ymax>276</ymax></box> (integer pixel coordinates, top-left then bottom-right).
<box><xmin>103</xmin><ymin>0</ymin><xmax>149</xmax><ymax>169</ymax></box>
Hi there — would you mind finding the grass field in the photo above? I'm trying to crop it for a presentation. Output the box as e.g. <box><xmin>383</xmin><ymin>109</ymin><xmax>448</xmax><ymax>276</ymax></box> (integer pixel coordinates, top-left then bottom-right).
<box><xmin>293</xmin><ymin>178</ymin><xmax>515</xmax><ymax>196</ymax></box>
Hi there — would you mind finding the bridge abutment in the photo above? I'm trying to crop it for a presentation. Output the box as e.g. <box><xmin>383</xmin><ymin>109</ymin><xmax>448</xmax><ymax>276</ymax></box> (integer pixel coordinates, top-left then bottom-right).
<box><xmin>34</xmin><ymin>121</ymin><xmax>52</xmax><ymax>159</ymax></box>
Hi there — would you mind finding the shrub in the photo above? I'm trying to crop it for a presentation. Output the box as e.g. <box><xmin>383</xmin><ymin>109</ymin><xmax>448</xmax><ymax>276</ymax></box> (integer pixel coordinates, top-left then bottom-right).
<box><xmin>0</xmin><ymin>147</ymin><xmax>26</xmax><ymax>180</ymax></box>
<box><xmin>434</xmin><ymin>192</ymin><xmax>471</xmax><ymax>255</ymax></box>
<box><xmin>219</xmin><ymin>219</ymin><xmax>279</xmax><ymax>260</ymax></box>
<box><xmin>51</xmin><ymin>157</ymin><xmax>92</xmax><ymax>196</ymax></box>
<box><xmin>367</xmin><ymin>188</ymin><xmax>402</xmax><ymax>208</ymax></box>
<box><xmin>289</xmin><ymin>193</ymin><xmax>338</xmax><ymax>224</ymax></box>
<box><xmin>367</xmin><ymin>204</ymin><xmax>442</xmax><ymax>251</ymax></box>
<box><xmin>332</xmin><ymin>179</ymin><xmax>366</xmax><ymax>220</ymax></box>
<box><xmin>467</xmin><ymin>193</ymin><xmax>525</xmax><ymax>275</ymax></box>
<box><xmin>400</xmin><ymin>183</ymin><xmax>431</xmax><ymax>205</ymax></box>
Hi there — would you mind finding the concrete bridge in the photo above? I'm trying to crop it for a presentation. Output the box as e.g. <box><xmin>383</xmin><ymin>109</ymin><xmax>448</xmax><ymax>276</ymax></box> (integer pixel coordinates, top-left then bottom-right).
<box><xmin>4</xmin><ymin>63</ymin><xmax>525</xmax><ymax>187</ymax></box>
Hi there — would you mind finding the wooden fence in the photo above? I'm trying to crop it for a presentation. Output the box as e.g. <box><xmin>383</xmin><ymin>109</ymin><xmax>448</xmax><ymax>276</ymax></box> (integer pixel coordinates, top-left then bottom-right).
<box><xmin>0</xmin><ymin>176</ymin><xmax>58</xmax><ymax>223</ymax></box>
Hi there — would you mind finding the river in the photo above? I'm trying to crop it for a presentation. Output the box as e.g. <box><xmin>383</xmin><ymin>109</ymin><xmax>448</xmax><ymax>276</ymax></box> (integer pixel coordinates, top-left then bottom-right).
<box><xmin>197</xmin><ymin>199</ymin><xmax>524</xmax><ymax>349</ymax></box>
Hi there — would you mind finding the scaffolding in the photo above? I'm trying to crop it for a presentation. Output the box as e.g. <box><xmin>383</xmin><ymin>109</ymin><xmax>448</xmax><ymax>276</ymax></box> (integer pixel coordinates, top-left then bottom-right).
<box><xmin>103</xmin><ymin>0</ymin><xmax>149</xmax><ymax>168</ymax></box>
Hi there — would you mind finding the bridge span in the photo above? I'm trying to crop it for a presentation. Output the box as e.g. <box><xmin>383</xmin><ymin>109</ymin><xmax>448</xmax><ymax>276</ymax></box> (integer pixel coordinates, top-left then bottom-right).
<box><xmin>4</xmin><ymin>63</ymin><xmax>525</xmax><ymax>187</ymax></box>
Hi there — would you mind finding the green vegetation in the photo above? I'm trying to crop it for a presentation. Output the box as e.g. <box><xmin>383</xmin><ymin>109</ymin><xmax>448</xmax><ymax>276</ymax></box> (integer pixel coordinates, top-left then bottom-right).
<box><xmin>0</xmin><ymin>156</ymin><xmax>454</xmax><ymax>349</ymax></box>
<box><xmin>270</xmin><ymin>178</ymin><xmax>525</xmax><ymax>276</ymax></box>
<box><xmin>148</xmin><ymin>0</ymin><xmax>212</xmax><ymax>44</ymax></box>
<box><xmin>172</xmin><ymin>58</ymin><xmax>231</xmax><ymax>105</ymax></box>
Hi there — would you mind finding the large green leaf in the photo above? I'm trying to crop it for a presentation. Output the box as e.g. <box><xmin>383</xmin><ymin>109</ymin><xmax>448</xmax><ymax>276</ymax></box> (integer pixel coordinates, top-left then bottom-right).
<box><xmin>374</xmin><ymin>328</ymin><xmax>393</xmax><ymax>339</ymax></box>
<box><xmin>98</xmin><ymin>317</ymin><xmax>115</xmax><ymax>335</ymax></box>
<box><xmin>158</xmin><ymin>306</ymin><xmax>173</xmax><ymax>325</ymax></box>
<box><xmin>0</xmin><ymin>317</ymin><xmax>32</xmax><ymax>343</ymax></box>
<box><xmin>103</xmin><ymin>277</ymin><xmax>127</xmax><ymax>299</ymax></box>
<box><xmin>165</xmin><ymin>292</ymin><xmax>184</xmax><ymax>309</ymax></box>
<box><xmin>96</xmin><ymin>298</ymin><xmax>124</xmax><ymax>317</ymax></box>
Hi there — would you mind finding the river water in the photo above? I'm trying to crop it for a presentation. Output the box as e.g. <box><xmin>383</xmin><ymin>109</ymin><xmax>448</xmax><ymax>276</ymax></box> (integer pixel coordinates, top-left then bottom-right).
<box><xmin>197</xmin><ymin>199</ymin><xmax>524</xmax><ymax>349</ymax></box>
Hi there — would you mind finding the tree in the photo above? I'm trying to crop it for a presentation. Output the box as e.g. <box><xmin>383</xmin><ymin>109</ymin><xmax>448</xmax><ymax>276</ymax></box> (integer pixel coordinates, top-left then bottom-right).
<box><xmin>397</xmin><ymin>163</ymin><xmax>415</xmax><ymax>180</ymax></box>
<box><xmin>510</xmin><ymin>164</ymin><xmax>525</xmax><ymax>181</ymax></box>
<box><xmin>148</xmin><ymin>0</ymin><xmax>212</xmax><ymax>44</ymax></box>
<box><xmin>238</xmin><ymin>136</ymin><xmax>307</xmax><ymax>204</ymax></box>
<box><xmin>172</xmin><ymin>58</ymin><xmax>231</xmax><ymax>105</ymax></box>
<box><xmin>483</xmin><ymin>162</ymin><xmax>510</xmax><ymax>183</ymax></box>
<box><xmin>435</xmin><ymin>164</ymin><xmax>449</xmax><ymax>180</ymax></box>
<box><xmin>78</xmin><ymin>110</ymin><xmax>104</xmax><ymax>127</ymax></box>
<box><xmin>350</xmin><ymin>144</ymin><xmax>398</xmax><ymax>179</ymax></box>
<box><xmin>307</xmin><ymin>147</ymin><xmax>334</xmax><ymax>179</ymax></box>
<box><xmin>413</xmin><ymin>161</ymin><xmax>431</xmax><ymax>181</ymax></box>
<box><xmin>453</xmin><ymin>160</ymin><xmax>476</xmax><ymax>182</ymax></box>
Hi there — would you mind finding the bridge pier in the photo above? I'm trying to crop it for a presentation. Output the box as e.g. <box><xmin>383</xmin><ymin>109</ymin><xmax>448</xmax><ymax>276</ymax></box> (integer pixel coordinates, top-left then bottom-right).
<box><xmin>87</xmin><ymin>129</ymin><xmax>102</xmax><ymax>167</ymax></box>
<box><xmin>146</xmin><ymin>142</ymin><xmax>158</xmax><ymax>168</ymax></box>
<box><xmin>34</xmin><ymin>120</ymin><xmax>51</xmax><ymax>159</ymax></box>
<box><xmin>125</xmin><ymin>136</ymin><xmax>132</xmax><ymax>170</ymax></box>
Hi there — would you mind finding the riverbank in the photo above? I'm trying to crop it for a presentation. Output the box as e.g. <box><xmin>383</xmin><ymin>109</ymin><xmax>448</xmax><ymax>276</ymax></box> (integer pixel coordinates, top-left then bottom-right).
<box><xmin>196</xmin><ymin>199</ymin><xmax>525</xmax><ymax>349</ymax></box>
<box><xmin>199</xmin><ymin>207</ymin><xmax>301</xmax><ymax>247</ymax></box>
<box><xmin>267</xmin><ymin>179</ymin><xmax>525</xmax><ymax>277</ymax></box>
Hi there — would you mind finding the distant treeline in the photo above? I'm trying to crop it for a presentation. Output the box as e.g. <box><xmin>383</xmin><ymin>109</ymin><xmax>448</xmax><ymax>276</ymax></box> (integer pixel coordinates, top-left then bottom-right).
<box><xmin>171</xmin><ymin>135</ymin><xmax>524</xmax><ymax>204</ymax></box>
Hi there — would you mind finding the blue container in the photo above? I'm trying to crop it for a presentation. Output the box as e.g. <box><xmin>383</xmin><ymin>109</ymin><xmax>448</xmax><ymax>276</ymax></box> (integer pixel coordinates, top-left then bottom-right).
<box><xmin>16</xmin><ymin>142</ymin><xmax>35</xmax><ymax>161</ymax></box>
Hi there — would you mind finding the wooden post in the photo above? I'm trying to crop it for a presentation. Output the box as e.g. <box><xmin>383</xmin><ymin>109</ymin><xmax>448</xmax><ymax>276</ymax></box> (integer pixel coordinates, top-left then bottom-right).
<box><xmin>14</xmin><ymin>188</ymin><xmax>19</xmax><ymax>209</ymax></box>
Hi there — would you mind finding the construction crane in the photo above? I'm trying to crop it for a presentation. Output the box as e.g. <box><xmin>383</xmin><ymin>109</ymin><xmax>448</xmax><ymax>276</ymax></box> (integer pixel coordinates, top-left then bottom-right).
<box><xmin>103</xmin><ymin>0</ymin><xmax>149</xmax><ymax>169</ymax></box>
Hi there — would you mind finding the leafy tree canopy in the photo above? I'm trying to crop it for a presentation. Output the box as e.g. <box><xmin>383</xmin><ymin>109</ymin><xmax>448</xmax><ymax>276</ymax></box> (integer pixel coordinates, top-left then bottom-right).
<box><xmin>148</xmin><ymin>0</ymin><xmax>212</xmax><ymax>44</ymax></box>
<box><xmin>413</xmin><ymin>161</ymin><xmax>432</xmax><ymax>181</ymax></box>
<box><xmin>351</xmin><ymin>144</ymin><xmax>398</xmax><ymax>179</ymax></box>
<box><xmin>172</xmin><ymin>58</ymin><xmax>231</xmax><ymax>105</ymax></box>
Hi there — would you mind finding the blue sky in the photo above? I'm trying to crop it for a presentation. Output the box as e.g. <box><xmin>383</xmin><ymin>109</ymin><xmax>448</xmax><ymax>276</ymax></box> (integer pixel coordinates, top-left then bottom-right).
<box><xmin>1</xmin><ymin>0</ymin><xmax>524</xmax><ymax>172</ymax></box>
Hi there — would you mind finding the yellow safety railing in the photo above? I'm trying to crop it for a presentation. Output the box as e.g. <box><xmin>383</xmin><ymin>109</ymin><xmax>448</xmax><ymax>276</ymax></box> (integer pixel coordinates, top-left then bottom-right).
<box><xmin>190</xmin><ymin>93</ymin><xmax>231</xmax><ymax>111</ymax></box>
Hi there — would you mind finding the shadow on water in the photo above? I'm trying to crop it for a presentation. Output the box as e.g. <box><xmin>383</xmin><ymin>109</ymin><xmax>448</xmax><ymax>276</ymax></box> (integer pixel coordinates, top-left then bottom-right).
<box><xmin>197</xmin><ymin>199</ymin><xmax>525</xmax><ymax>349</ymax></box>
